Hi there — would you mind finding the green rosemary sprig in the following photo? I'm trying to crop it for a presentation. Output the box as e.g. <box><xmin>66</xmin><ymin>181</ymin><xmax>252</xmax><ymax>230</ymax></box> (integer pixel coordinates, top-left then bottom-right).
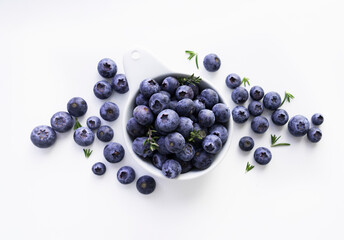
<box><xmin>178</xmin><ymin>74</ymin><xmax>202</xmax><ymax>85</ymax></box>
<box><xmin>271</xmin><ymin>134</ymin><xmax>290</xmax><ymax>147</ymax></box>
<box><xmin>73</xmin><ymin>117</ymin><xmax>82</xmax><ymax>130</ymax></box>
<box><xmin>83</xmin><ymin>149</ymin><xmax>93</xmax><ymax>158</ymax></box>
<box><xmin>246</xmin><ymin>162</ymin><xmax>255</xmax><ymax>173</ymax></box>
<box><xmin>241</xmin><ymin>77</ymin><xmax>250</xmax><ymax>87</ymax></box>
<box><xmin>188</xmin><ymin>129</ymin><xmax>204</xmax><ymax>142</ymax></box>
<box><xmin>185</xmin><ymin>50</ymin><xmax>199</xmax><ymax>69</ymax></box>
<box><xmin>144</xmin><ymin>126</ymin><xmax>160</xmax><ymax>152</ymax></box>
<box><xmin>280</xmin><ymin>91</ymin><xmax>295</xmax><ymax>107</ymax></box>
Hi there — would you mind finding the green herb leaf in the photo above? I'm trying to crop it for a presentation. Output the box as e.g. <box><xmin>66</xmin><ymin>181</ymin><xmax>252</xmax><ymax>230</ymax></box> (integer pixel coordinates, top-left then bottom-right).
<box><xmin>83</xmin><ymin>149</ymin><xmax>93</xmax><ymax>158</ymax></box>
<box><xmin>188</xmin><ymin>129</ymin><xmax>204</xmax><ymax>142</ymax></box>
<box><xmin>271</xmin><ymin>134</ymin><xmax>290</xmax><ymax>147</ymax></box>
<box><xmin>185</xmin><ymin>50</ymin><xmax>199</xmax><ymax>69</ymax></box>
<box><xmin>143</xmin><ymin>126</ymin><xmax>160</xmax><ymax>152</ymax></box>
<box><xmin>246</xmin><ymin>162</ymin><xmax>255</xmax><ymax>173</ymax></box>
<box><xmin>178</xmin><ymin>74</ymin><xmax>202</xmax><ymax>85</ymax></box>
<box><xmin>241</xmin><ymin>77</ymin><xmax>250</xmax><ymax>87</ymax></box>
<box><xmin>280</xmin><ymin>91</ymin><xmax>295</xmax><ymax>107</ymax></box>
<box><xmin>73</xmin><ymin>117</ymin><xmax>82</xmax><ymax>130</ymax></box>
<box><xmin>271</xmin><ymin>143</ymin><xmax>291</xmax><ymax>147</ymax></box>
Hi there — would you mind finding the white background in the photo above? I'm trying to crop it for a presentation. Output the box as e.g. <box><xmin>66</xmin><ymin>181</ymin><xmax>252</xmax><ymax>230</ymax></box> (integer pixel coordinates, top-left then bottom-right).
<box><xmin>1</xmin><ymin>0</ymin><xmax>344</xmax><ymax>239</ymax></box>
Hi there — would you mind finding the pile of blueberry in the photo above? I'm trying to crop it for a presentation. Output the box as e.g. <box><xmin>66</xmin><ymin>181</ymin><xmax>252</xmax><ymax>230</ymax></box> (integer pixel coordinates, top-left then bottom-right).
<box><xmin>126</xmin><ymin>74</ymin><xmax>230</xmax><ymax>179</ymax></box>
<box><xmin>30</xmin><ymin>58</ymin><xmax>156</xmax><ymax>195</ymax></box>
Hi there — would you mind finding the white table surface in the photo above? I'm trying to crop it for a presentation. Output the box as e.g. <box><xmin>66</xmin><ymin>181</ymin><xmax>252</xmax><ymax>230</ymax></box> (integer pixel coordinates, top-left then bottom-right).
<box><xmin>1</xmin><ymin>0</ymin><xmax>343</xmax><ymax>239</ymax></box>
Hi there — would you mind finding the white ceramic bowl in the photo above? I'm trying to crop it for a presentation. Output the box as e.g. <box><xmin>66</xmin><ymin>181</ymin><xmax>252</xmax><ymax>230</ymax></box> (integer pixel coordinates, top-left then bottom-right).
<box><xmin>122</xmin><ymin>49</ymin><xmax>233</xmax><ymax>180</ymax></box>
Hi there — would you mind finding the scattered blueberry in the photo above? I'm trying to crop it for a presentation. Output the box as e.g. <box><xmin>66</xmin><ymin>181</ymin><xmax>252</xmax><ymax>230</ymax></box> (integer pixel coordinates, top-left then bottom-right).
<box><xmin>67</xmin><ymin>97</ymin><xmax>88</xmax><ymax>117</ymax></box>
<box><xmin>126</xmin><ymin>117</ymin><xmax>147</xmax><ymax>138</ymax></box>
<box><xmin>30</xmin><ymin>125</ymin><xmax>57</xmax><ymax>148</ymax></box>
<box><xmin>93</xmin><ymin>80</ymin><xmax>113</xmax><ymax>99</ymax></box>
<box><xmin>176</xmin><ymin>98</ymin><xmax>195</xmax><ymax>116</ymax></box>
<box><xmin>50</xmin><ymin>111</ymin><xmax>74</xmax><ymax>133</ymax></box>
<box><xmin>132</xmin><ymin>137</ymin><xmax>153</xmax><ymax>158</ymax></box>
<box><xmin>104</xmin><ymin>142</ymin><xmax>125</xmax><ymax>163</ymax></box>
<box><xmin>117</xmin><ymin>166</ymin><xmax>136</xmax><ymax>184</ymax></box>
<box><xmin>307</xmin><ymin>127</ymin><xmax>322</xmax><ymax>143</ymax></box>
<box><xmin>248</xmin><ymin>101</ymin><xmax>264</xmax><ymax>116</ymax></box>
<box><xmin>140</xmin><ymin>79</ymin><xmax>160</xmax><ymax>98</ymax></box>
<box><xmin>250</xmin><ymin>86</ymin><xmax>264</xmax><ymax>101</ymax></box>
<box><xmin>97</xmin><ymin>125</ymin><xmax>114</xmax><ymax>142</ymax></box>
<box><xmin>165</xmin><ymin>132</ymin><xmax>186</xmax><ymax>153</ymax></box>
<box><xmin>232</xmin><ymin>106</ymin><xmax>249</xmax><ymax>124</ymax></box>
<box><xmin>202</xmin><ymin>135</ymin><xmax>222</xmax><ymax>154</ymax></box>
<box><xmin>86</xmin><ymin>116</ymin><xmax>101</xmax><ymax>130</ymax></box>
<box><xmin>155</xmin><ymin>109</ymin><xmax>180</xmax><ymax>133</ymax></box>
<box><xmin>162</xmin><ymin>159</ymin><xmax>182</xmax><ymax>179</ymax></box>
<box><xmin>203</xmin><ymin>53</ymin><xmax>221</xmax><ymax>72</ymax></box>
<box><xmin>135</xmin><ymin>93</ymin><xmax>149</xmax><ymax>106</ymax></box>
<box><xmin>161</xmin><ymin>76</ymin><xmax>180</xmax><ymax>94</ymax></box>
<box><xmin>175</xmin><ymin>143</ymin><xmax>195</xmax><ymax>161</ymax></box>
<box><xmin>192</xmin><ymin>149</ymin><xmax>214</xmax><ymax>170</ymax></box>
<box><xmin>225</xmin><ymin>73</ymin><xmax>241</xmax><ymax>89</ymax></box>
<box><xmin>111</xmin><ymin>74</ymin><xmax>129</xmax><ymax>93</ymax></box>
<box><xmin>209</xmin><ymin>124</ymin><xmax>228</xmax><ymax>144</ymax></box>
<box><xmin>149</xmin><ymin>93</ymin><xmax>170</xmax><ymax>115</ymax></box>
<box><xmin>100</xmin><ymin>102</ymin><xmax>120</xmax><ymax>122</ymax></box>
<box><xmin>311</xmin><ymin>113</ymin><xmax>324</xmax><ymax>126</ymax></box>
<box><xmin>239</xmin><ymin>136</ymin><xmax>254</xmax><ymax>151</ymax></box>
<box><xmin>212</xmin><ymin>103</ymin><xmax>230</xmax><ymax>123</ymax></box>
<box><xmin>92</xmin><ymin>162</ymin><xmax>106</xmax><ymax>176</ymax></box>
<box><xmin>136</xmin><ymin>175</ymin><xmax>156</xmax><ymax>195</ymax></box>
<box><xmin>73</xmin><ymin>127</ymin><xmax>95</xmax><ymax>146</ymax></box>
<box><xmin>288</xmin><ymin>115</ymin><xmax>310</xmax><ymax>137</ymax></box>
<box><xmin>200</xmin><ymin>88</ymin><xmax>219</xmax><ymax>108</ymax></box>
<box><xmin>198</xmin><ymin>109</ymin><xmax>215</xmax><ymax>127</ymax></box>
<box><xmin>254</xmin><ymin>147</ymin><xmax>272</xmax><ymax>165</ymax></box>
<box><xmin>97</xmin><ymin>58</ymin><xmax>117</xmax><ymax>78</ymax></box>
<box><xmin>263</xmin><ymin>92</ymin><xmax>281</xmax><ymax>110</ymax></box>
<box><xmin>271</xmin><ymin>109</ymin><xmax>289</xmax><ymax>126</ymax></box>
<box><xmin>251</xmin><ymin>116</ymin><xmax>269</xmax><ymax>134</ymax></box>
<box><xmin>231</xmin><ymin>87</ymin><xmax>248</xmax><ymax>104</ymax></box>
<box><xmin>175</xmin><ymin>85</ymin><xmax>194</xmax><ymax>100</ymax></box>
<box><xmin>152</xmin><ymin>153</ymin><xmax>167</xmax><ymax>170</ymax></box>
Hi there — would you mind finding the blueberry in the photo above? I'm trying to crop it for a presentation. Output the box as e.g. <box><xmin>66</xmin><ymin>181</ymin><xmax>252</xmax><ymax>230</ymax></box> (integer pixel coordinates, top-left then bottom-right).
<box><xmin>193</xmin><ymin>99</ymin><xmax>206</xmax><ymax>114</ymax></box>
<box><xmin>126</xmin><ymin>117</ymin><xmax>147</xmax><ymax>138</ymax></box>
<box><xmin>251</xmin><ymin>116</ymin><xmax>269</xmax><ymax>134</ymax></box>
<box><xmin>209</xmin><ymin>124</ymin><xmax>228</xmax><ymax>144</ymax></box>
<box><xmin>248</xmin><ymin>101</ymin><xmax>264</xmax><ymax>116</ymax></box>
<box><xmin>86</xmin><ymin>116</ymin><xmax>101</xmax><ymax>130</ymax></box>
<box><xmin>30</xmin><ymin>125</ymin><xmax>57</xmax><ymax>148</ymax></box>
<box><xmin>232</xmin><ymin>106</ymin><xmax>249</xmax><ymax>124</ymax></box>
<box><xmin>176</xmin><ymin>98</ymin><xmax>195</xmax><ymax>116</ymax></box>
<box><xmin>176</xmin><ymin>159</ymin><xmax>193</xmax><ymax>173</ymax></box>
<box><xmin>186</xmin><ymin>82</ymin><xmax>199</xmax><ymax>96</ymax></box>
<box><xmin>154</xmin><ymin>120</ymin><xmax>169</xmax><ymax>136</ymax></box>
<box><xmin>50</xmin><ymin>111</ymin><xmax>74</xmax><ymax>133</ymax></box>
<box><xmin>175</xmin><ymin>85</ymin><xmax>194</xmax><ymax>100</ymax></box>
<box><xmin>157</xmin><ymin>136</ymin><xmax>171</xmax><ymax>155</ymax></box>
<box><xmin>97</xmin><ymin>125</ymin><xmax>114</xmax><ymax>142</ymax></box>
<box><xmin>203</xmin><ymin>53</ymin><xmax>221</xmax><ymax>72</ymax></box>
<box><xmin>165</xmin><ymin>132</ymin><xmax>185</xmax><ymax>153</ymax></box>
<box><xmin>250</xmin><ymin>86</ymin><xmax>265</xmax><ymax>101</ymax></box>
<box><xmin>311</xmin><ymin>113</ymin><xmax>324</xmax><ymax>125</ymax></box>
<box><xmin>271</xmin><ymin>109</ymin><xmax>289</xmax><ymax>126</ymax></box>
<box><xmin>192</xmin><ymin>149</ymin><xmax>214</xmax><ymax>170</ymax></box>
<box><xmin>92</xmin><ymin>162</ymin><xmax>106</xmax><ymax>176</ymax></box>
<box><xmin>225</xmin><ymin>73</ymin><xmax>241</xmax><ymax>89</ymax></box>
<box><xmin>117</xmin><ymin>166</ymin><xmax>136</xmax><ymax>184</ymax></box>
<box><xmin>200</xmin><ymin>88</ymin><xmax>219</xmax><ymax>108</ymax></box>
<box><xmin>168</xmin><ymin>100</ymin><xmax>178</xmax><ymax>111</ymax></box>
<box><xmin>175</xmin><ymin>143</ymin><xmax>195</xmax><ymax>161</ymax></box>
<box><xmin>239</xmin><ymin>136</ymin><xmax>254</xmax><ymax>151</ymax></box>
<box><xmin>212</xmin><ymin>103</ymin><xmax>230</xmax><ymax>123</ymax></box>
<box><xmin>192</xmin><ymin>123</ymin><xmax>208</xmax><ymax>145</ymax></box>
<box><xmin>288</xmin><ymin>115</ymin><xmax>310</xmax><ymax>137</ymax></box>
<box><xmin>161</xmin><ymin>76</ymin><xmax>180</xmax><ymax>94</ymax></box>
<box><xmin>67</xmin><ymin>97</ymin><xmax>88</xmax><ymax>117</ymax></box>
<box><xmin>231</xmin><ymin>87</ymin><xmax>249</xmax><ymax>104</ymax></box>
<box><xmin>176</xmin><ymin>117</ymin><xmax>194</xmax><ymax>139</ymax></box>
<box><xmin>133</xmin><ymin>105</ymin><xmax>154</xmax><ymax>126</ymax></box>
<box><xmin>136</xmin><ymin>93</ymin><xmax>149</xmax><ymax>106</ymax></box>
<box><xmin>149</xmin><ymin>93</ymin><xmax>170</xmax><ymax>115</ymax></box>
<box><xmin>104</xmin><ymin>142</ymin><xmax>125</xmax><ymax>163</ymax></box>
<box><xmin>100</xmin><ymin>102</ymin><xmax>120</xmax><ymax>122</ymax></box>
<box><xmin>140</xmin><ymin>78</ymin><xmax>160</xmax><ymax>98</ymax></box>
<box><xmin>263</xmin><ymin>92</ymin><xmax>281</xmax><ymax>110</ymax></box>
<box><xmin>189</xmin><ymin>114</ymin><xmax>198</xmax><ymax>123</ymax></box>
<box><xmin>93</xmin><ymin>80</ymin><xmax>113</xmax><ymax>99</ymax></box>
<box><xmin>111</xmin><ymin>74</ymin><xmax>129</xmax><ymax>94</ymax></box>
<box><xmin>160</xmin><ymin>90</ymin><xmax>171</xmax><ymax>99</ymax></box>
<box><xmin>136</xmin><ymin>175</ymin><xmax>156</xmax><ymax>195</ymax></box>
<box><xmin>132</xmin><ymin>137</ymin><xmax>153</xmax><ymax>158</ymax></box>
<box><xmin>156</xmin><ymin>109</ymin><xmax>180</xmax><ymax>133</ymax></box>
<box><xmin>97</xmin><ymin>58</ymin><xmax>117</xmax><ymax>78</ymax></box>
<box><xmin>202</xmin><ymin>135</ymin><xmax>222</xmax><ymax>154</ymax></box>
<box><xmin>254</xmin><ymin>147</ymin><xmax>272</xmax><ymax>165</ymax></box>
<box><xmin>307</xmin><ymin>127</ymin><xmax>322</xmax><ymax>143</ymax></box>
<box><xmin>152</xmin><ymin>153</ymin><xmax>167</xmax><ymax>170</ymax></box>
<box><xmin>198</xmin><ymin>109</ymin><xmax>215</xmax><ymax>128</ymax></box>
<box><xmin>73</xmin><ymin>127</ymin><xmax>95</xmax><ymax>146</ymax></box>
<box><xmin>162</xmin><ymin>159</ymin><xmax>182</xmax><ymax>179</ymax></box>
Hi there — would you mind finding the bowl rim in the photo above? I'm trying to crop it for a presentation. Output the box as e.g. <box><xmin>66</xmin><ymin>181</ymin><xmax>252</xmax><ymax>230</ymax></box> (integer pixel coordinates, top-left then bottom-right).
<box><xmin>122</xmin><ymin>73</ymin><xmax>233</xmax><ymax>180</ymax></box>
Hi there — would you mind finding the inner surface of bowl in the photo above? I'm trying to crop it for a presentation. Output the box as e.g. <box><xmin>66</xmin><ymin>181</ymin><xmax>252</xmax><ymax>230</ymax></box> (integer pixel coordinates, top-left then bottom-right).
<box><xmin>123</xmin><ymin>73</ymin><xmax>232</xmax><ymax>180</ymax></box>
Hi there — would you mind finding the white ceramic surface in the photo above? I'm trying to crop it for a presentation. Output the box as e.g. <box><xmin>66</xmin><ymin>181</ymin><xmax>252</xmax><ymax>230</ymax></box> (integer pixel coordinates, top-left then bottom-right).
<box><xmin>122</xmin><ymin>48</ymin><xmax>233</xmax><ymax>180</ymax></box>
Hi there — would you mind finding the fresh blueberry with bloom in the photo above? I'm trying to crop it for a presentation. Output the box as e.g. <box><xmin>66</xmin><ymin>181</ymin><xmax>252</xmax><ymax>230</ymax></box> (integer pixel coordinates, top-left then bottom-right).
<box><xmin>86</xmin><ymin>116</ymin><xmax>101</xmax><ymax>130</ymax></box>
<box><xmin>168</xmin><ymin>100</ymin><xmax>178</xmax><ymax>111</ymax></box>
<box><xmin>176</xmin><ymin>98</ymin><xmax>195</xmax><ymax>116</ymax></box>
<box><xmin>271</xmin><ymin>109</ymin><xmax>289</xmax><ymax>126</ymax></box>
<box><xmin>212</xmin><ymin>103</ymin><xmax>230</xmax><ymax>123</ymax></box>
<box><xmin>135</xmin><ymin>93</ymin><xmax>149</xmax><ymax>106</ymax></box>
<box><xmin>200</xmin><ymin>88</ymin><xmax>219</xmax><ymax>108</ymax></box>
<box><xmin>192</xmin><ymin>149</ymin><xmax>214</xmax><ymax>170</ymax></box>
<box><xmin>152</xmin><ymin>153</ymin><xmax>167</xmax><ymax>170</ymax></box>
<box><xmin>126</xmin><ymin>117</ymin><xmax>147</xmax><ymax>138</ymax></box>
<box><xmin>202</xmin><ymin>135</ymin><xmax>222</xmax><ymax>154</ymax></box>
<box><xmin>232</xmin><ymin>106</ymin><xmax>249</xmax><ymax>124</ymax></box>
<box><xmin>176</xmin><ymin>117</ymin><xmax>194</xmax><ymax>139</ymax></box>
<box><xmin>149</xmin><ymin>92</ymin><xmax>170</xmax><ymax>115</ymax></box>
<box><xmin>132</xmin><ymin>137</ymin><xmax>153</xmax><ymax>158</ymax></box>
<box><xmin>203</xmin><ymin>53</ymin><xmax>221</xmax><ymax>72</ymax></box>
<box><xmin>193</xmin><ymin>99</ymin><xmax>206</xmax><ymax>114</ymax></box>
<box><xmin>251</xmin><ymin>116</ymin><xmax>269</xmax><ymax>134</ymax></box>
<box><xmin>254</xmin><ymin>147</ymin><xmax>272</xmax><ymax>165</ymax></box>
<box><xmin>288</xmin><ymin>115</ymin><xmax>310</xmax><ymax>137</ymax></box>
<box><xmin>73</xmin><ymin>127</ymin><xmax>95</xmax><ymax>146</ymax></box>
<box><xmin>239</xmin><ymin>136</ymin><xmax>254</xmax><ymax>151</ymax></box>
<box><xmin>136</xmin><ymin>175</ymin><xmax>156</xmax><ymax>195</ymax></box>
<box><xmin>111</xmin><ymin>74</ymin><xmax>129</xmax><ymax>94</ymax></box>
<box><xmin>30</xmin><ymin>125</ymin><xmax>57</xmax><ymax>148</ymax></box>
<box><xmin>103</xmin><ymin>142</ymin><xmax>125</xmax><ymax>163</ymax></box>
<box><xmin>250</xmin><ymin>86</ymin><xmax>265</xmax><ymax>101</ymax></box>
<box><xmin>117</xmin><ymin>166</ymin><xmax>136</xmax><ymax>184</ymax></box>
<box><xmin>93</xmin><ymin>80</ymin><xmax>113</xmax><ymax>99</ymax></box>
<box><xmin>176</xmin><ymin>143</ymin><xmax>195</xmax><ymax>161</ymax></box>
<box><xmin>92</xmin><ymin>162</ymin><xmax>106</xmax><ymax>176</ymax></box>
<box><xmin>133</xmin><ymin>105</ymin><xmax>154</xmax><ymax>126</ymax></box>
<box><xmin>209</xmin><ymin>124</ymin><xmax>228</xmax><ymax>144</ymax></box>
<box><xmin>165</xmin><ymin>132</ymin><xmax>186</xmax><ymax>153</ymax></box>
<box><xmin>140</xmin><ymin>78</ymin><xmax>160</xmax><ymax>98</ymax></box>
<box><xmin>100</xmin><ymin>102</ymin><xmax>120</xmax><ymax>122</ymax></box>
<box><xmin>50</xmin><ymin>111</ymin><xmax>74</xmax><ymax>133</ymax></box>
<box><xmin>231</xmin><ymin>87</ymin><xmax>248</xmax><ymax>104</ymax></box>
<box><xmin>198</xmin><ymin>109</ymin><xmax>215</xmax><ymax>127</ymax></box>
<box><xmin>67</xmin><ymin>97</ymin><xmax>88</xmax><ymax>117</ymax></box>
<box><xmin>175</xmin><ymin>85</ymin><xmax>194</xmax><ymax>100</ymax></box>
<box><xmin>225</xmin><ymin>73</ymin><xmax>241</xmax><ymax>89</ymax></box>
<box><xmin>97</xmin><ymin>58</ymin><xmax>117</xmax><ymax>78</ymax></box>
<box><xmin>97</xmin><ymin>125</ymin><xmax>114</xmax><ymax>142</ymax></box>
<box><xmin>162</xmin><ymin>159</ymin><xmax>182</xmax><ymax>179</ymax></box>
<box><xmin>160</xmin><ymin>90</ymin><xmax>171</xmax><ymax>98</ymax></box>
<box><xmin>176</xmin><ymin>159</ymin><xmax>193</xmax><ymax>173</ymax></box>
<box><xmin>157</xmin><ymin>136</ymin><xmax>171</xmax><ymax>155</ymax></box>
<box><xmin>248</xmin><ymin>101</ymin><xmax>264</xmax><ymax>116</ymax></box>
<box><xmin>311</xmin><ymin>113</ymin><xmax>324</xmax><ymax>126</ymax></box>
<box><xmin>155</xmin><ymin>109</ymin><xmax>180</xmax><ymax>133</ymax></box>
<box><xmin>186</xmin><ymin>82</ymin><xmax>199</xmax><ymax>96</ymax></box>
<box><xmin>263</xmin><ymin>92</ymin><xmax>281</xmax><ymax>110</ymax></box>
<box><xmin>161</xmin><ymin>76</ymin><xmax>180</xmax><ymax>94</ymax></box>
<box><xmin>307</xmin><ymin>127</ymin><xmax>322</xmax><ymax>143</ymax></box>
